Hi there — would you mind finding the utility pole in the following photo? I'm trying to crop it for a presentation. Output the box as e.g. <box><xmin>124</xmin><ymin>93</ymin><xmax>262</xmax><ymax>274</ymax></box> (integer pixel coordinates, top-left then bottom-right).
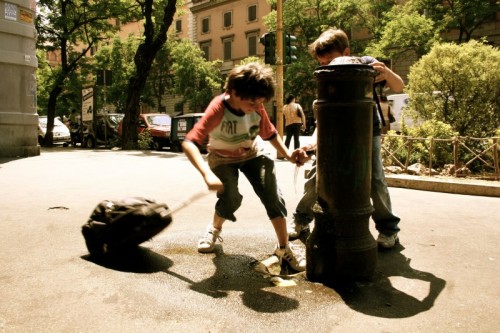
<box><xmin>276</xmin><ymin>0</ymin><xmax>284</xmax><ymax>156</ymax></box>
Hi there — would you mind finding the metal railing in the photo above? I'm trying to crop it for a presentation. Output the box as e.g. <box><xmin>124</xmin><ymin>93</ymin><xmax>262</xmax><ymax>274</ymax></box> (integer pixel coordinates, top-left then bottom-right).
<box><xmin>381</xmin><ymin>135</ymin><xmax>500</xmax><ymax>180</ymax></box>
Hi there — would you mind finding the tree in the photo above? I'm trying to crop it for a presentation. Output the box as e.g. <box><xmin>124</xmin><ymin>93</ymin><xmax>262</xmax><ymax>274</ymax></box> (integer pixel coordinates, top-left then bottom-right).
<box><xmin>364</xmin><ymin>9</ymin><xmax>440</xmax><ymax>61</ymax></box>
<box><xmin>91</xmin><ymin>32</ymin><xmax>220</xmax><ymax>117</ymax></box>
<box><xmin>121</xmin><ymin>0</ymin><xmax>178</xmax><ymax>149</ymax></box>
<box><xmin>36</xmin><ymin>0</ymin><xmax>136</xmax><ymax>146</ymax></box>
<box><xmin>145</xmin><ymin>43</ymin><xmax>173</xmax><ymax>113</ymax></box>
<box><xmin>414</xmin><ymin>0</ymin><xmax>500</xmax><ymax>43</ymax></box>
<box><xmin>351</xmin><ymin>0</ymin><xmax>396</xmax><ymax>40</ymax></box>
<box><xmin>36</xmin><ymin>50</ymin><xmax>53</xmax><ymax>116</ymax></box>
<box><xmin>170</xmin><ymin>39</ymin><xmax>223</xmax><ymax>113</ymax></box>
<box><xmin>407</xmin><ymin>41</ymin><xmax>500</xmax><ymax>137</ymax></box>
<box><xmin>93</xmin><ymin>35</ymin><xmax>141</xmax><ymax>113</ymax></box>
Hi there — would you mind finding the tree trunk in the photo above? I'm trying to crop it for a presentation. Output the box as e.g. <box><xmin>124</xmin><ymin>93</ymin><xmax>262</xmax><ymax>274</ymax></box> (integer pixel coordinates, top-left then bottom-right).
<box><xmin>121</xmin><ymin>0</ymin><xmax>177</xmax><ymax>149</ymax></box>
<box><xmin>44</xmin><ymin>78</ymin><xmax>64</xmax><ymax>146</ymax></box>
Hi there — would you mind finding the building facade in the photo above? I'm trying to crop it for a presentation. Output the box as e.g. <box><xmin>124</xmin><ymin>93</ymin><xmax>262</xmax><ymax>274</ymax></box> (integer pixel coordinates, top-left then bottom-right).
<box><xmin>188</xmin><ymin>0</ymin><xmax>271</xmax><ymax>74</ymax></box>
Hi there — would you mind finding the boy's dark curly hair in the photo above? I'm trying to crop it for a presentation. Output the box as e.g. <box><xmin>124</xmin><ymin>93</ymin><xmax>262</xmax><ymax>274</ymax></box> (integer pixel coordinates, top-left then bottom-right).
<box><xmin>225</xmin><ymin>62</ymin><xmax>275</xmax><ymax>102</ymax></box>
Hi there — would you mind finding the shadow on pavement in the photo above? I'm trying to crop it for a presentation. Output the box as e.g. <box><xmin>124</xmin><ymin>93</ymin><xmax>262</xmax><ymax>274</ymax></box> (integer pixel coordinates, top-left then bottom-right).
<box><xmin>0</xmin><ymin>156</ymin><xmax>25</xmax><ymax>165</ymax></box>
<box><xmin>82</xmin><ymin>241</ymin><xmax>445</xmax><ymax>317</ymax></box>
<box><xmin>189</xmin><ymin>246</ymin><xmax>300</xmax><ymax>313</ymax></box>
<box><xmin>81</xmin><ymin>246</ymin><xmax>174</xmax><ymax>274</ymax></box>
<box><xmin>82</xmin><ymin>245</ymin><xmax>300</xmax><ymax>314</ymax></box>
<box><xmin>329</xmin><ymin>244</ymin><xmax>446</xmax><ymax>318</ymax></box>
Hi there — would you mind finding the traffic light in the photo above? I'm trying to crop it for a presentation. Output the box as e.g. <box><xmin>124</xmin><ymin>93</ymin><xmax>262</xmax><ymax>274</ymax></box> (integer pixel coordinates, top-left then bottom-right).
<box><xmin>260</xmin><ymin>32</ymin><xmax>276</xmax><ymax>65</ymax></box>
<box><xmin>284</xmin><ymin>33</ymin><xmax>298</xmax><ymax>64</ymax></box>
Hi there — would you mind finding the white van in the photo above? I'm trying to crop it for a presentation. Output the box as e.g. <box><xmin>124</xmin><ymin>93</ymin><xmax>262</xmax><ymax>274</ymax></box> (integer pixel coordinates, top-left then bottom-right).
<box><xmin>387</xmin><ymin>93</ymin><xmax>417</xmax><ymax>133</ymax></box>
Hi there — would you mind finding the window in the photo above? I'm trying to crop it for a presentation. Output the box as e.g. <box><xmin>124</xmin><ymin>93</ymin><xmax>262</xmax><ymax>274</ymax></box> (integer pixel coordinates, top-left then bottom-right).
<box><xmin>223</xmin><ymin>11</ymin><xmax>232</xmax><ymax>28</ymax></box>
<box><xmin>90</xmin><ymin>45</ymin><xmax>98</xmax><ymax>56</ymax></box>
<box><xmin>200</xmin><ymin>42</ymin><xmax>211</xmax><ymax>60</ymax></box>
<box><xmin>175</xmin><ymin>19</ymin><xmax>182</xmax><ymax>33</ymax></box>
<box><xmin>248</xmin><ymin>5</ymin><xmax>257</xmax><ymax>22</ymax></box>
<box><xmin>201</xmin><ymin>17</ymin><xmax>210</xmax><ymax>33</ymax></box>
<box><xmin>223</xmin><ymin>38</ymin><xmax>232</xmax><ymax>61</ymax></box>
<box><xmin>248</xmin><ymin>35</ymin><xmax>257</xmax><ymax>56</ymax></box>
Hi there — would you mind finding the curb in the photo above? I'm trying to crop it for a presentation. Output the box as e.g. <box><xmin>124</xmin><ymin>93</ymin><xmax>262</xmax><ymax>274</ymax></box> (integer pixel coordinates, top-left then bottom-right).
<box><xmin>386</xmin><ymin>174</ymin><xmax>500</xmax><ymax>197</ymax></box>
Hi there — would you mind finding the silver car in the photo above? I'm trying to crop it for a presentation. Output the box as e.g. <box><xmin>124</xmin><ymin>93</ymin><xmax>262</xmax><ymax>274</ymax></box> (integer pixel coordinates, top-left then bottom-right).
<box><xmin>38</xmin><ymin>116</ymin><xmax>71</xmax><ymax>145</ymax></box>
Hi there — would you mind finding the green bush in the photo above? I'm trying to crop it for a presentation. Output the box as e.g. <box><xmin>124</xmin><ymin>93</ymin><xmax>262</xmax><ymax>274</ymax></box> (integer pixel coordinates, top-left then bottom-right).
<box><xmin>457</xmin><ymin>136</ymin><xmax>499</xmax><ymax>173</ymax></box>
<box><xmin>382</xmin><ymin>130</ymin><xmax>407</xmax><ymax>167</ymax></box>
<box><xmin>407</xmin><ymin>41</ymin><xmax>500</xmax><ymax>138</ymax></box>
<box><xmin>406</xmin><ymin>119</ymin><xmax>458</xmax><ymax>167</ymax></box>
<box><xmin>138</xmin><ymin>130</ymin><xmax>153</xmax><ymax>150</ymax></box>
<box><xmin>382</xmin><ymin>119</ymin><xmax>458</xmax><ymax>168</ymax></box>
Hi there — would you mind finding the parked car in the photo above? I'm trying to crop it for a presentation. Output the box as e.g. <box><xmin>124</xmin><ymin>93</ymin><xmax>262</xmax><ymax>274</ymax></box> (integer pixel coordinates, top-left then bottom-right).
<box><xmin>38</xmin><ymin>116</ymin><xmax>71</xmax><ymax>146</ymax></box>
<box><xmin>118</xmin><ymin>113</ymin><xmax>172</xmax><ymax>151</ymax></box>
<box><xmin>170</xmin><ymin>113</ymin><xmax>206</xmax><ymax>152</ymax></box>
<box><xmin>82</xmin><ymin>113</ymin><xmax>124</xmax><ymax>148</ymax></box>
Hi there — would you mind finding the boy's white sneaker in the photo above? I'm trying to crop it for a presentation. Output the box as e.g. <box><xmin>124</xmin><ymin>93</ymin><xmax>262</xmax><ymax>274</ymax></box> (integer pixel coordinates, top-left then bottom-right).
<box><xmin>377</xmin><ymin>233</ymin><xmax>399</xmax><ymax>249</ymax></box>
<box><xmin>274</xmin><ymin>244</ymin><xmax>306</xmax><ymax>272</ymax></box>
<box><xmin>197</xmin><ymin>225</ymin><xmax>222</xmax><ymax>253</ymax></box>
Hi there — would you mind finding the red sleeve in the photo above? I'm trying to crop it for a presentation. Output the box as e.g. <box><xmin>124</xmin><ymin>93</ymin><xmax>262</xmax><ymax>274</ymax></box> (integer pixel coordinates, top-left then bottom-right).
<box><xmin>185</xmin><ymin>95</ymin><xmax>225</xmax><ymax>146</ymax></box>
<box><xmin>257</xmin><ymin>105</ymin><xmax>278</xmax><ymax>141</ymax></box>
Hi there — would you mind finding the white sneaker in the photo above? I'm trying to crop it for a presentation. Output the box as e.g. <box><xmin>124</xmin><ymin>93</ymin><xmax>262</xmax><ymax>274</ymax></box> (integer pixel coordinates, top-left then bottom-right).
<box><xmin>274</xmin><ymin>244</ymin><xmax>306</xmax><ymax>272</ymax></box>
<box><xmin>287</xmin><ymin>220</ymin><xmax>310</xmax><ymax>239</ymax></box>
<box><xmin>377</xmin><ymin>233</ymin><xmax>399</xmax><ymax>249</ymax></box>
<box><xmin>197</xmin><ymin>225</ymin><xmax>222</xmax><ymax>253</ymax></box>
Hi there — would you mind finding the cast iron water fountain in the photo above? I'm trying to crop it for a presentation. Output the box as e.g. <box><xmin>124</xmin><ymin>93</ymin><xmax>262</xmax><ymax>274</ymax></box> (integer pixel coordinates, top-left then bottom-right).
<box><xmin>306</xmin><ymin>57</ymin><xmax>378</xmax><ymax>282</ymax></box>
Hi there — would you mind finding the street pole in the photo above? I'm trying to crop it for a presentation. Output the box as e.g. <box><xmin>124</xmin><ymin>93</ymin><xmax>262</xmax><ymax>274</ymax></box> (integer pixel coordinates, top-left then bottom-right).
<box><xmin>103</xmin><ymin>70</ymin><xmax>108</xmax><ymax>148</ymax></box>
<box><xmin>276</xmin><ymin>0</ymin><xmax>284</xmax><ymax>157</ymax></box>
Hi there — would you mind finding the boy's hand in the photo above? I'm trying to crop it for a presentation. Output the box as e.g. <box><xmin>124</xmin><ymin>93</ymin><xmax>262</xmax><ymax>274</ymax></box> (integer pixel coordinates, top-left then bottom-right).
<box><xmin>291</xmin><ymin>148</ymin><xmax>311</xmax><ymax>166</ymax></box>
<box><xmin>370</xmin><ymin>61</ymin><xmax>388</xmax><ymax>83</ymax></box>
<box><xmin>204</xmin><ymin>172</ymin><xmax>224</xmax><ymax>192</ymax></box>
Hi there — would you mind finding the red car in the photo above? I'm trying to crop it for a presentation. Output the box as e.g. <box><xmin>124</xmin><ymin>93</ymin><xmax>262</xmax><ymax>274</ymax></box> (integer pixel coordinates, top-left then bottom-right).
<box><xmin>119</xmin><ymin>113</ymin><xmax>172</xmax><ymax>150</ymax></box>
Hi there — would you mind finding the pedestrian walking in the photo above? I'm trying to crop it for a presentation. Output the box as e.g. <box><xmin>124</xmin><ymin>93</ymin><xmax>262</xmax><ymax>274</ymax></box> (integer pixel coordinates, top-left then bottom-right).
<box><xmin>283</xmin><ymin>95</ymin><xmax>305</xmax><ymax>149</ymax></box>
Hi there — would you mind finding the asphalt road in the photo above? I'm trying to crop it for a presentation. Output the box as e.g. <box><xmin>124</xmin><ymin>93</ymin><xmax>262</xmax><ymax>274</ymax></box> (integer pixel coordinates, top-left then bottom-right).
<box><xmin>0</xmin><ymin>146</ymin><xmax>499</xmax><ymax>332</ymax></box>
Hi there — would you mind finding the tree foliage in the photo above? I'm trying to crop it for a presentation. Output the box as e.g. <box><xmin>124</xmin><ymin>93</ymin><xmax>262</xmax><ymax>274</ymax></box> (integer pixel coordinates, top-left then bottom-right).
<box><xmin>367</xmin><ymin>0</ymin><xmax>499</xmax><ymax>61</ymax></box>
<box><xmin>170</xmin><ymin>39</ymin><xmax>223</xmax><ymax>112</ymax></box>
<box><xmin>92</xmin><ymin>35</ymin><xmax>138</xmax><ymax>113</ymax></box>
<box><xmin>264</xmin><ymin>0</ymin><xmax>398</xmax><ymax>113</ymax></box>
<box><xmin>412</xmin><ymin>0</ymin><xmax>500</xmax><ymax>43</ymax></box>
<box><xmin>365</xmin><ymin>9</ymin><xmax>440</xmax><ymax>60</ymax></box>
<box><xmin>407</xmin><ymin>41</ymin><xmax>500</xmax><ymax>137</ymax></box>
<box><xmin>36</xmin><ymin>0</ymin><xmax>137</xmax><ymax>145</ymax></box>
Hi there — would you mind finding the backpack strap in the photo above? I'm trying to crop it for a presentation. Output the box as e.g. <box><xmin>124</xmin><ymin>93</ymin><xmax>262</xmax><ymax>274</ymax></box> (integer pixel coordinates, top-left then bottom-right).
<box><xmin>373</xmin><ymin>87</ymin><xmax>386</xmax><ymax>127</ymax></box>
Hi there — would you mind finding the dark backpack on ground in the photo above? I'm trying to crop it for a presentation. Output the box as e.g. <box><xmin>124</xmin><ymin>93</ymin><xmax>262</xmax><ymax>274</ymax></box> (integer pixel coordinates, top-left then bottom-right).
<box><xmin>82</xmin><ymin>197</ymin><xmax>172</xmax><ymax>257</ymax></box>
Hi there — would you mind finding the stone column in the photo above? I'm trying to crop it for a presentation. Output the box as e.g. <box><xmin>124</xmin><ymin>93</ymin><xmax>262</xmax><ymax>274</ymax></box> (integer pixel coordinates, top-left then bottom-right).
<box><xmin>0</xmin><ymin>0</ymin><xmax>39</xmax><ymax>157</ymax></box>
<box><xmin>306</xmin><ymin>60</ymin><xmax>377</xmax><ymax>282</ymax></box>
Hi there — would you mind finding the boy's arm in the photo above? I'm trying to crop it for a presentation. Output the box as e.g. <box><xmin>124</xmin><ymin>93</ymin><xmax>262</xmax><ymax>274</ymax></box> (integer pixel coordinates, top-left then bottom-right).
<box><xmin>182</xmin><ymin>140</ymin><xmax>223</xmax><ymax>192</ymax></box>
<box><xmin>269</xmin><ymin>135</ymin><xmax>298</xmax><ymax>163</ymax></box>
<box><xmin>295</xmin><ymin>127</ymin><xmax>317</xmax><ymax>164</ymax></box>
<box><xmin>370</xmin><ymin>60</ymin><xmax>405</xmax><ymax>93</ymax></box>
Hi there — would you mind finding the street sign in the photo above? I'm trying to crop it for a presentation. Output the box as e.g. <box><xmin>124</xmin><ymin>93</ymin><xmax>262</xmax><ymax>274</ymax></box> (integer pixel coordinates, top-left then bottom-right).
<box><xmin>82</xmin><ymin>87</ymin><xmax>94</xmax><ymax>122</ymax></box>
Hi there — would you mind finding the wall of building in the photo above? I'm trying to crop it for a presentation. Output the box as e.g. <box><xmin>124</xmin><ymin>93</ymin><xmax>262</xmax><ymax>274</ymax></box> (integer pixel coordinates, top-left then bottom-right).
<box><xmin>190</xmin><ymin>0</ymin><xmax>271</xmax><ymax>73</ymax></box>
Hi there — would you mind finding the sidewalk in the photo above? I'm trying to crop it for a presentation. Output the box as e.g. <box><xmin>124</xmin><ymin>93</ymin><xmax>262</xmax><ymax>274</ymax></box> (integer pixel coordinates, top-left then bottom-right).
<box><xmin>0</xmin><ymin>148</ymin><xmax>499</xmax><ymax>332</ymax></box>
<box><xmin>386</xmin><ymin>174</ymin><xmax>500</xmax><ymax>197</ymax></box>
